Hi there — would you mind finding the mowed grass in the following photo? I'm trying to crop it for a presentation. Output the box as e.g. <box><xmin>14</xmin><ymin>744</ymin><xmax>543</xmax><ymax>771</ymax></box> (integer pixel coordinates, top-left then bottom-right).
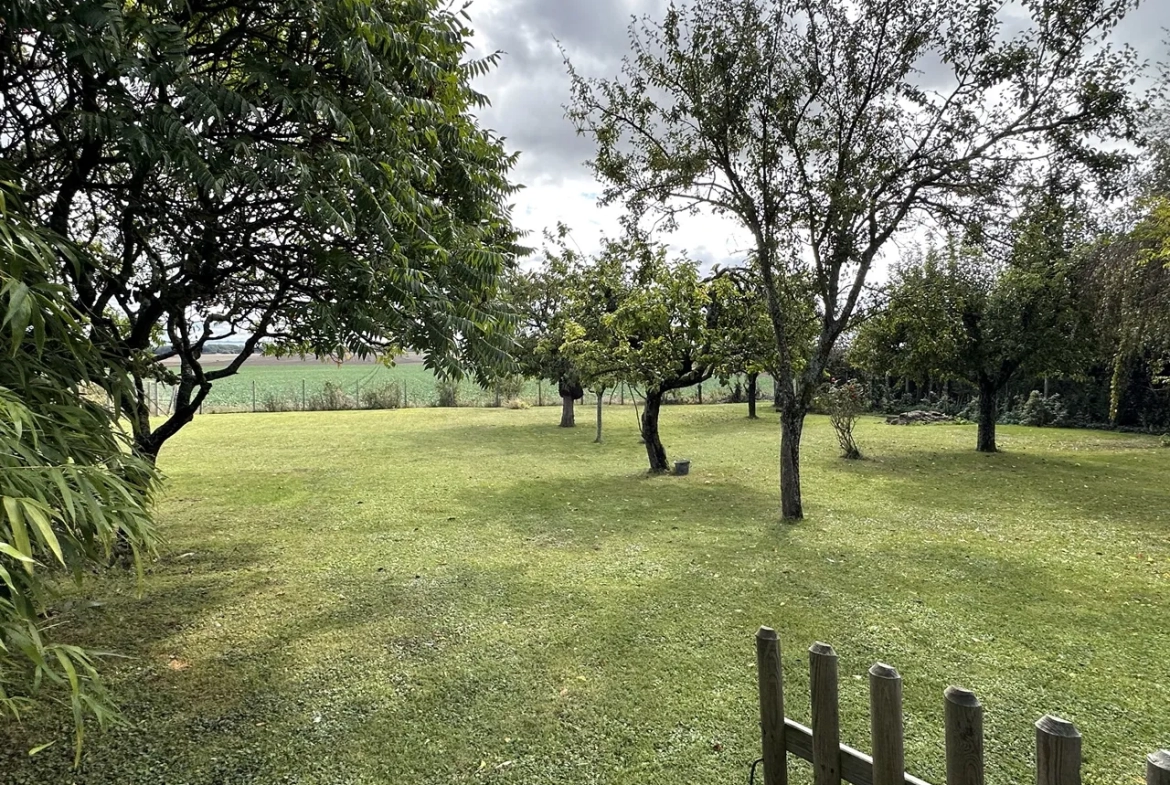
<box><xmin>2</xmin><ymin>407</ymin><xmax>1168</xmax><ymax>785</ymax></box>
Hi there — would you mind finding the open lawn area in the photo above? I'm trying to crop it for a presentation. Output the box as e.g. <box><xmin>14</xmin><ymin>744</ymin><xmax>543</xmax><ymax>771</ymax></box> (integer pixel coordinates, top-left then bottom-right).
<box><xmin>2</xmin><ymin>406</ymin><xmax>1167</xmax><ymax>784</ymax></box>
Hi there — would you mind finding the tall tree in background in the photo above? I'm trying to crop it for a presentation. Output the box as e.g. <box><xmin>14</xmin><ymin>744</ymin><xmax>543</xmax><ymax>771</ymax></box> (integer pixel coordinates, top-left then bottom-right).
<box><xmin>854</xmin><ymin>190</ymin><xmax>1094</xmax><ymax>452</ymax></box>
<box><xmin>567</xmin><ymin>0</ymin><xmax>1141</xmax><ymax>518</ymax></box>
<box><xmin>1</xmin><ymin>174</ymin><xmax>157</xmax><ymax>761</ymax></box>
<box><xmin>0</xmin><ymin>0</ymin><xmax>521</xmax><ymax>460</ymax></box>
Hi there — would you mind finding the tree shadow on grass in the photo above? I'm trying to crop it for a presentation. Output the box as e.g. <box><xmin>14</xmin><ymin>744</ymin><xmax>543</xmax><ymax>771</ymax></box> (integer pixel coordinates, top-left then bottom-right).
<box><xmin>819</xmin><ymin>442</ymin><xmax>1169</xmax><ymax>532</ymax></box>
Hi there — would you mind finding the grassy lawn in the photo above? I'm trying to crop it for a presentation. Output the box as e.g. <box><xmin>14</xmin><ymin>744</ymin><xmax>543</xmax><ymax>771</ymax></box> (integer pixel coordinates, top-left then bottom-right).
<box><xmin>2</xmin><ymin>406</ymin><xmax>1167</xmax><ymax>784</ymax></box>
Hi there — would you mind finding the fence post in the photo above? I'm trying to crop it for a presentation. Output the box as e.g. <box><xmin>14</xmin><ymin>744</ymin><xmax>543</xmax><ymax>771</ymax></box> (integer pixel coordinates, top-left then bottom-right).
<box><xmin>869</xmin><ymin>663</ymin><xmax>904</xmax><ymax>785</ymax></box>
<box><xmin>252</xmin><ymin>380</ymin><xmax>256</xmax><ymax>413</ymax></box>
<box><xmin>1036</xmin><ymin>715</ymin><xmax>1081</xmax><ymax>785</ymax></box>
<box><xmin>809</xmin><ymin>643</ymin><xmax>840</xmax><ymax>785</ymax></box>
<box><xmin>756</xmin><ymin>627</ymin><xmax>787</xmax><ymax>785</ymax></box>
<box><xmin>944</xmin><ymin>686</ymin><xmax>984</xmax><ymax>785</ymax></box>
<box><xmin>1148</xmin><ymin>751</ymin><xmax>1170</xmax><ymax>785</ymax></box>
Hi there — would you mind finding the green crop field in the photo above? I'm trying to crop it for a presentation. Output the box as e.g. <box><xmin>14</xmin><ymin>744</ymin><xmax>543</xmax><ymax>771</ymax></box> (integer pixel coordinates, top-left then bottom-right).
<box><xmin>155</xmin><ymin>359</ymin><xmax>778</xmax><ymax>413</ymax></box>
<box><xmin>2</xmin><ymin>407</ymin><xmax>1167</xmax><ymax>785</ymax></box>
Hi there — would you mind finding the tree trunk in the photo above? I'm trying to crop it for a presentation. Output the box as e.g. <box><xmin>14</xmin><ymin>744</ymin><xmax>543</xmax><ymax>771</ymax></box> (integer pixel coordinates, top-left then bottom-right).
<box><xmin>747</xmin><ymin>372</ymin><xmax>759</xmax><ymax>419</ymax></box>
<box><xmin>594</xmin><ymin>388</ymin><xmax>604</xmax><ymax>443</ymax></box>
<box><xmin>977</xmin><ymin>382</ymin><xmax>998</xmax><ymax>453</ymax></box>
<box><xmin>779</xmin><ymin>402</ymin><xmax>806</xmax><ymax>519</ymax></box>
<box><xmin>558</xmin><ymin>377</ymin><xmax>583</xmax><ymax>428</ymax></box>
<box><xmin>641</xmin><ymin>389</ymin><xmax>669</xmax><ymax>473</ymax></box>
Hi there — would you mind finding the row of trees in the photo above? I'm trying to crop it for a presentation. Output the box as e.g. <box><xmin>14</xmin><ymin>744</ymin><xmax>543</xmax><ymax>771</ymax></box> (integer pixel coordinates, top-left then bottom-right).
<box><xmin>561</xmin><ymin>0</ymin><xmax>1151</xmax><ymax>519</ymax></box>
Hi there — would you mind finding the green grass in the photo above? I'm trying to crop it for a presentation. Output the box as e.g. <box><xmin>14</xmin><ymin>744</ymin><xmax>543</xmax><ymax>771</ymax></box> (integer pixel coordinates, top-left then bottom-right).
<box><xmin>2</xmin><ymin>407</ymin><xmax>1167</xmax><ymax>785</ymax></box>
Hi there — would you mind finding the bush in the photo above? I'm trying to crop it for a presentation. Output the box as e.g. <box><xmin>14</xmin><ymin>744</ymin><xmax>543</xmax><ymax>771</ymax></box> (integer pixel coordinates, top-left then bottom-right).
<box><xmin>817</xmin><ymin>378</ymin><xmax>867</xmax><ymax>459</ymax></box>
<box><xmin>261</xmin><ymin>392</ymin><xmax>291</xmax><ymax>412</ymax></box>
<box><xmin>505</xmin><ymin>398</ymin><xmax>531</xmax><ymax>410</ymax></box>
<box><xmin>360</xmin><ymin>381</ymin><xmax>403</xmax><ymax>410</ymax></box>
<box><xmin>435</xmin><ymin>379</ymin><xmax>460</xmax><ymax>408</ymax></box>
<box><xmin>309</xmin><ymin>381</ymin><xmax>352</xmax><ymax>411</ymax></box>
<box><xmin>1018</xmin><ymin>391</ymin><xmax>1069</xmax><ymax>427</ymax></box>
<box><xmin>492</xmin><ymin>375</ymin><xmax>526</xmax><ymax>404</ymax></box>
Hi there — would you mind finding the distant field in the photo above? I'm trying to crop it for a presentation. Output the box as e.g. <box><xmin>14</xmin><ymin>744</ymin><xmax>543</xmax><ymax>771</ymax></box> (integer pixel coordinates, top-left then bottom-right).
<box><xmin>150</xmin><ymin>357</ymin><xmax>777</xmax><ymax>413</ymax></box>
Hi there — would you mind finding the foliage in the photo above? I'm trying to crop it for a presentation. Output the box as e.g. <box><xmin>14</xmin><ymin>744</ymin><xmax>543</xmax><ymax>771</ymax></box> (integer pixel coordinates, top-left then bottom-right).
<box><xmin>1085</xmin><ymin>197</ymin><xmax>1170</xmax><ymax>422</ymax></box>
<box><xmin>359</xmin><ymin>382</ymin><xmax>404</xmax><ymax>411</ymax></box>
<box><xmin>435</xmin><ymin>380</ymin><xmax>461</xmax><ymax>408</ymax></box>
<box><xmin>0</xmin><ymin>0</ymin><xmax>521</xmax><ymax>458</ymax></box>
<box><xmin>503</xmin><ymin>226</ymin><xmax>586</xmax><ymax>404</ymax></box>
<box><xmin>566</xmin><ymin>0</ymin><xmax>1142</xmax><ymax>517</ymax></box>
<box><xmin>561</xmin><ymin>235</ymin><xmax>733</xmax><ymax>470</ymax></box>
<box><xmin>0</xmin><ymin>177</ymin><xmax>157</xmax><ymax>763</ymax></box>
<box><xmin>854</xmin><ymin>188</ymin><xmax>1095</xmax><ymax>451</ymax></box>
<box><xmin>816</xmin><ymin>379</ymin><xmax>867</xmax><ymax>459</ymax></box>
<box><xmin>309</xmin><ymin>382</ymin><xmax>353</xmax><ymax>412</ymax></box>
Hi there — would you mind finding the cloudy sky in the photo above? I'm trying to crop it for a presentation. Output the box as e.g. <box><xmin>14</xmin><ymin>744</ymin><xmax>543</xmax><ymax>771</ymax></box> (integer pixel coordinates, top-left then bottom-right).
<box><xmin>467</xmin><ymin>0</ymin><xmax>1169</xmax><ymax>269</ymax></box>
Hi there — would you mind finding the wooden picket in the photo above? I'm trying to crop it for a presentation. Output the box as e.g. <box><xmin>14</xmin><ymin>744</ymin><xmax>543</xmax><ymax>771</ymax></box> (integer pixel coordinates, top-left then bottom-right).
<box><xmin>754</xmin><ymin>627</ymin><xmax>1170</xmax><ymax>785</ymax></box>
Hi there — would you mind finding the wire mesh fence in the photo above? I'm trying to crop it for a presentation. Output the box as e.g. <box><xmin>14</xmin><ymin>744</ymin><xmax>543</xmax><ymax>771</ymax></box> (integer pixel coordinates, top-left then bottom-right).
<box><xmin>143</xmin><ymin>368</ymin><xmax>780</xmax><ymax>416</ymax></box>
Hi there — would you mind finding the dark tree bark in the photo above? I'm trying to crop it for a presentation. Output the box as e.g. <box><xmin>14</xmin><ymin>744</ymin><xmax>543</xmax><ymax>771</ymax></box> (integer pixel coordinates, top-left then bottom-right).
<box><xmin>747</xmin><ymin>372</ymin><xmax>759</xmax><ymax>419</ymax></box>
<box><xmin>558</xmin><ymin>377</ymin><xmax>584</xmax><ymax>428</ymax></box>
<box><xmin>594</xmin><ymin>387</ymin><xmax>605</xmax><ymax>443</ymax></box>
<box><xmin>641</xmin><ymin>389</ymin><xmax>669</xmax><ymax>472</ymax></box>
<box><xmin>779</xmin><ymin>402</ymin><xmax>807</xmax><ymax>519</ymax></box>
<box><xmin>977</xmin><ymin>381</ymin><xmax>998</xmax><ymax>453</ymax></box>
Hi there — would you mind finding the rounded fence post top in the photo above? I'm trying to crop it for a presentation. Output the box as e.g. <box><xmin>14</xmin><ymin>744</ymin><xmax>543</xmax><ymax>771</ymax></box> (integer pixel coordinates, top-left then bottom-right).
<box><xmin>869</xmin><ymin>662</ymin><xmax>900</xmax><ymax>680</ymax></box>
<box><xmin>1149</xmin><ymin>750</ymin><xmax>1170</xmax><ymax>770</ymax></box>
<box><xmin>809</xmin><ymin>641</ymin><xmax>837</xmax><ymax>657</ymax></box>
<box><xmin>757</xmin><ymin>626</ymin><xmax>778</xmax><ymax>640</ymax></box>
<box><xmin>1035</xmin><ymin>715</ymin><xmax>1081</xmax><ymax>738</ymax></box>
<box><xmin>944</xmin><ymin>685</ymin><xmax>981</xmax><ymax>707</ymax></box>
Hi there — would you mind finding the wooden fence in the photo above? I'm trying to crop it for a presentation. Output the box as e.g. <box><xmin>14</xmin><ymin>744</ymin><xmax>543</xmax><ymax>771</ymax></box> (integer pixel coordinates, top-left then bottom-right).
<box><xmin>754</xmin><ymin>627</ymin><xmax>1170</xmax><ymax>785</ymax></box>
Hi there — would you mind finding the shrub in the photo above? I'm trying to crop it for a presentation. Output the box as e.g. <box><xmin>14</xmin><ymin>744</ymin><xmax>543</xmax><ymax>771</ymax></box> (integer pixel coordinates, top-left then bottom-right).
<box><xmin>817</xmin><ymin>378</ymin><xmax>867</xmax><ymax>459</ymax></box>
<box><xmin>309</xmin><ymin>381</ymin><xmax>352</xmax><ymax>411</ymax></box>
<box><xmin>261</xmin><ymin>392</ymin><xmax>291</xmax><ymax>412</ymax></box>
<box><xmin>435</xmin><ymin>379</ymin><xmax>460</xmax><ymax>407</ymax></box>
<box><xmin>505</xmin><ymin>398</ymin><xmax>531</xmax><ymax>410</ymax></box>
<box><xmin>1018</xmin><ymin>390</ymin><xmax>1069</xmax><ymax>427</ymax></box>
<box><xmin>492</xmin><ymin>375</ymin><xmax>526</xmax><ymax>404</ymax></box>
<box><xmin>360</xmin><ymin>381</ymin><xmax>403</xmax><ymax>410</ymax></box>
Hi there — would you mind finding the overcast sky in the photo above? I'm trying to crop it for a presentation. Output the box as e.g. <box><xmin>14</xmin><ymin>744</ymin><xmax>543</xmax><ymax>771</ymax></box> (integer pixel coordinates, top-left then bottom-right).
<box><xmin>467</xmin><ymin>0</ymin><xmax>1169</xmax><ymax>269</ymax></box>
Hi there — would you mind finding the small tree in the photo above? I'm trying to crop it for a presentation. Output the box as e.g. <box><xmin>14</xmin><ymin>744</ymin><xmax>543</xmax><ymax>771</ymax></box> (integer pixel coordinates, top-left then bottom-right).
<box><xmin>563</xmin><ymin>236</ymin><xmax>730</xmax><ymax>472</ymax></box>
<box><xmin>503</xmin><ymin>227</ymin><xmax>587</xmax><ymax>427</ymax></box>
<box><xmin>855</xmin><ymin>191</ymin><xmax>1094</xmax><ymax>452</ymax></box>
<box><xmin>817</xmin><ymin>379</ymin><xmax>867</xmax><ymax>459</ymax></box>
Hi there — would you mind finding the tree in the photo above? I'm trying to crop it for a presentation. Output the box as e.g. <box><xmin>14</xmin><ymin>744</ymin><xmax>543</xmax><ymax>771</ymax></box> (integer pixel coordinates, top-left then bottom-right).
<box><xmin>854</xmin><ymin>193</ymin><xmax>1094</xmax><ymax>452</ymax></box>
<box><xmin>503</xmin><ymin>228</ymin><xmax>587</xmax><ymax>428</ymax></box>
<box><xmin>1086</xmin><ymin>198</ymin><xmax>1170</xmax><ymax>422</ymax></box>
<box><xmin>710</xmin><ymin>265</ymin><xmax>785</xmax><ymax>419</ymax></box>
<box><xmin>1</xmin><ymin>0</ymin><xmax>521</xmax><ymax>460</ymax></box>
<box><xmin>566</xmin><ymin>0</ymin><xmax>1141</xmax><ymax>518</ymax></box>
<box><xmin>563</xmin><ymin>236</ymin><xmax>730</xmax><ymax>473</ymax></box>
<box><xmin>1</xmin><ymin>174</ymin><xmax>157</xmax><ymax>762</ymax></box>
